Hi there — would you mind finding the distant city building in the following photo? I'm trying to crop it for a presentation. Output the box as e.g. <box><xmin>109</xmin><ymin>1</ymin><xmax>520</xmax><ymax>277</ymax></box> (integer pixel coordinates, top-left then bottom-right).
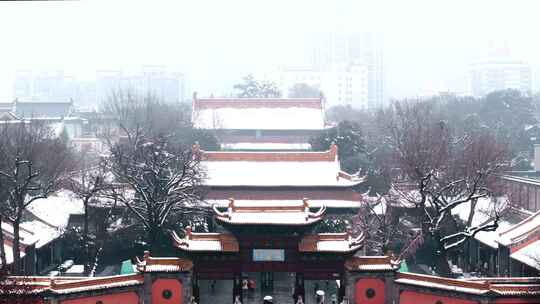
<box><xmin>468</xmin><ymin>44</ymin><xmax>532</xmax><ymax>97</ymax></box>
<box><xmin>305</xmin><ymin>32</ymin><xmax>384</xmax><ymax>108</ymax></box>
<box><xmin>13</xmin><ymin>69</ymin><xmax>80</xmax><ymax>103</ymax></box>
<box><xmin>277</xmin><ymin>63</ymin><xmax>368</xmax><ymax>109</ymax></box>
<box><xmin>469</xmin><ymin>59</ymin><xmax>532</xmax><ymax>97</ymax></box>
<box><xmin>14</xmin><ymin>66</ymin><xmax>188</xmax><ymax>107</ymax></box>
<box><xmin>96</xmin><ymin>66</ymin><xmax>187</xmax><ymax>104</ymax></box>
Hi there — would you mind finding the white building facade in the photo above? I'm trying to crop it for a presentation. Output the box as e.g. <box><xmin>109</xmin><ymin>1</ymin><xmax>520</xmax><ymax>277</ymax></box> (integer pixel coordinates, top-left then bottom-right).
<box><xmin>469</xmin><ymin>59</ymin><xmax>532</xmax><ymax>97</ymax></box>
<box><xmin>305</xmin><ymin>32</ymin><xmax>384</xmax><ymax>108</ymax></box>
<box><xmin>277</xmin><ymin>63</ymin><xmax>369</xmax><ymax>109</ymax></box>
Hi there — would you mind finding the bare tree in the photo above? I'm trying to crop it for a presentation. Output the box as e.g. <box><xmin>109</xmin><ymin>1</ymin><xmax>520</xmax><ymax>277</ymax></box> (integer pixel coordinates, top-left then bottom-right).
<box><xmin>353</xmin><ymin>195</ymin><xmax>408</xmax><ymax>255</ymax></box>
<box><xmin>0</xmin><ymin>123</ymin><xmax>73</xmax><ymax>274</ymax></box>
<box><xmin>65</xmin><ymin>154</ymin><xmax>113</xmax><ymax>275</ymax></box>
<box><xmin>109</xmin><ymin>136</ymin><xmax>203</xmax><ymax>254</ymax></box>
<box><xmin>377</xmin><ymin>100</ymin><xmax>509</xmax><ymax>276</ymax></box>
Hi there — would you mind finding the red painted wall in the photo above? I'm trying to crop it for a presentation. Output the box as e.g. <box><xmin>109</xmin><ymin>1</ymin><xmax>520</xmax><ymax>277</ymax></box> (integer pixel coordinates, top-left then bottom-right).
<box><xmin>400</xmin><ymin>291</ymin><xmax>476</xmax><ymax>304</ymax></box>
<box><xmin>355</xmin><ymin>278</ymin><xmax>385</xmax><ymax>304</ymax></box>
<box><xmin>152</xmin><ymin>278</ymin><xmax>183</xmax><ymax>304</ymax></box>
<box><xmin>60</xmin><ymin>292</ymin><xmax>138</xmax><ymax>304</ymax></box>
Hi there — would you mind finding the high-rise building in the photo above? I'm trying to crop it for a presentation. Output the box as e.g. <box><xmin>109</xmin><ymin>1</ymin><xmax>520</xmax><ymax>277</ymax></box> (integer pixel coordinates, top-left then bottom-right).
<box><xmin>13</xmin><ymin>69</ymin><xmax>78</xmax><ymax>102</ymax></box>
<box><xmin>95</xmin><ymin>66</ymin><xmax>187</xmax><ymax>104</ymax></box>
<box><xmin>306</xmin><ymin>32</ymin><xmax>384</xmax><ymax>108</ymax></box>
<box><xmin>277</xmin><ymin>63</ymin><xmax>368</xmax><ymax>109</ymax></box>
<box><xmin>469</xmin><ymin>59</ymin><xmax>532</xmax><ymax>97</ymax></box>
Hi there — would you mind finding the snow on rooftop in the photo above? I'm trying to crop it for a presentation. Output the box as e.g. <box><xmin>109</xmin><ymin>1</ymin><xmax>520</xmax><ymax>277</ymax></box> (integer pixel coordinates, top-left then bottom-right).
<box><xmin>450</xmin><ymin>197</ymin><xmax>531</xmax><ymax>248</ymax></box>
<box><xmin>510</xmin><ymin>240</ymin><xmax>540</xmax><ymax>270</ymax></box>
<box><xmin>394</xmin><ymin>278</ymin><xmax>488</xmax><ymax>295</ymax></box>
<box><xmin>499</xmin><ymin>210</ymin><xmax>540</xmax><ymax>246</ymax></box>
<box><xmin>201</xmin><ymin>160</ymin><xmax>360</xmax><ymax>187</ymax></box>
<box><xmin>315</xmin><ymin>239</ymin><xmax>355</xmax><ymax>252</ymax></box>
<box><xmin>193</xmin><ymin>99</ymin><xmax>325</xmax><ymax>130</ymax></box>
<box><xmin>208</xmin><ymin>199</ymin><xmax>364</xmax><ymax>209</ymax></box>
<box><xmin>20</xmin><ymin>220</ymin><xmax>62</xmax><ymax>249</ymax></box>
<box><xmin>26</xmin><ymin>190</ymin><xmax>84</xmax><ymax>229</ymax></box>
<box><xmin>221</xmin><ymin>142</ymin><xmax>312</xmax><ymax>150</ymax></box>
<box><xmin>452</xmin><ymin>197</ymin><xmax>504</xmax><ymax>226</ymax></box>
<box><xmin>218</xmin><ymin>211</ymin><xmax>319</xmax><ymax>225</ymax></box>
<box><xmin>181</xmin><ymin>239</ymin><xmax>223</xmax><ymax>252</ymax></box>
<box><xmin>213</xmin><ymin>201</ymin><xmax>326</xmax><ymax>226</ymax></box>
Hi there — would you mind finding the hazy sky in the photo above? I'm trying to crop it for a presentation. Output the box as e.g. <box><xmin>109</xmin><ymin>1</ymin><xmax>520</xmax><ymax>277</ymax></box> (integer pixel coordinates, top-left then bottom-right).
<box><xmin>1</xmin><ymin>0</ymin><xmax>539</xmax><ymax>101</ymax></box>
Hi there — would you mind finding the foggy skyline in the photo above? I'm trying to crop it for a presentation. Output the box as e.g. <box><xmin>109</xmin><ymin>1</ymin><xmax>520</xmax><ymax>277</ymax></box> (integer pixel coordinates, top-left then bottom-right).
<box><xmin>1</xmin><ymin>0</ymin><xmax>539</xmax><ymax>102</ymax></box>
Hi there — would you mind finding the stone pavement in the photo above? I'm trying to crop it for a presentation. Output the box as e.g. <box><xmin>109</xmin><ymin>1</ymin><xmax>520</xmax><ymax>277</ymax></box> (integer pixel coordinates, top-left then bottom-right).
<box><xmin>198</xmin><ymin>274</ymin><xmax>339</xmax><ymax>304</ymax></box>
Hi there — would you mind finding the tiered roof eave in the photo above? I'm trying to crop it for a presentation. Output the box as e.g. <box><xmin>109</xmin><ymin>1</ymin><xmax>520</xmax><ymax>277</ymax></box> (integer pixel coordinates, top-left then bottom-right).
<box><xmin>212</xmin><ymin>198</ymin><xmax>326</xmax><ymax>226</ymax></box>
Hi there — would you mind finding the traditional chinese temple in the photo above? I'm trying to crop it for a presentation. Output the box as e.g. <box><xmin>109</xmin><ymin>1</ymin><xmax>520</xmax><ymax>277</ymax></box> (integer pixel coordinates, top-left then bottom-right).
<box><xmin>172</xmin><ymin>198</ymin><xmax>363</xmax><ymax>303</ymax></box>
<box><xmin>197</xmin><ymin>144</ymin><xmax>367</xmax><ymax>211</ymax></box>
<box><xmin>4</xmin><ymin>201</ymin><xmax>540</xmax><ymax>304</ymax></box>
<box><xmin>192</xmin><ymin>96</ymin><xmax>326</xmax><ymax>150</ymax></box>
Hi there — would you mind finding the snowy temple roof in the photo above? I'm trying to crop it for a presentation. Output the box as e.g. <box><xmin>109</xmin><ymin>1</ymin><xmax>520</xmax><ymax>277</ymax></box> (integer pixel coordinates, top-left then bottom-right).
<box><xmin>198</xmin><ymin>145</ymin><xmax>364</xmax><ymax>187</ymax></box>
<box><xmin>221</xmin><ymin>142</ymin><xmax>312</xmax><ymax>151</ymax></box>
<box><xmin>299</xmin><ymin>231</ymin><xmax>365</xmax><ymax>253</ymax></box>
<box><xmin>395</xmin><ymin>272</ymin><xmax>540</xmax><ymax>296</ymax></box>
<box><xmin>207</xmin><ymin>199</ymin><xmax>365</xmax><ymax>210</ymax></box>
<box><xmin>26</xmin><ymin>190</ymin><xmax>84</xmax><ymax>229</ymax></box>
<box><xmin>510</xmin><ymin>240</ymin><xmax>540</xmax><ymax>270</ymax></box>
<box><xmin>135</xmin><ymin>251</ymin><xmax>193</xmax><ymax>273</ymax></box>
<box><xmin>192</xmin><ymin>98</ymin><xmax>325</xmax><ymax>130</ymax></box>
<box><xmin>172</xmin><ymin>227</ymin><xmax>239</xmax><ymax>252</ymax></box>
<box><xmin>50</xmin><ymin>274</ymin><xmax>143</xmax><ymax>294</ymax></box>
<box><xmin>345</xmin><ymin>256</ymin><xmax>401</xmax><ymax>272</ymax></box>
<box><xmin>395</xmin><ymin>272</ymin><xmax>491</xmax><ymax>295</ymax></box>
<box><xmin>498</xmin><ymin>210</ymin><xmax>540</xmax><ymax>246</ymax></box>
<box><xmin>452</xmin><ymin>197</ymin><xmax>531</xmax><ymax>249</ymax></box>
<box><xmin>213</xmin><ymin>198</ymin><xmax>326</xmax><ymax>226</ymax></box>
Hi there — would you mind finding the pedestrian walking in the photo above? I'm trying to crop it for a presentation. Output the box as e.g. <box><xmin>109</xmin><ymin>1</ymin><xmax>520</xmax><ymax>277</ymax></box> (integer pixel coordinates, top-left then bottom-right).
<box><xmin>316</xmin><ymin>290</ymin><xmax>325</xmax><ymax>304</ymax></box>
<box><xmin>263</xmin><ymin>295</ymin><xmax>273</xmax><ymax>304</ymax></box>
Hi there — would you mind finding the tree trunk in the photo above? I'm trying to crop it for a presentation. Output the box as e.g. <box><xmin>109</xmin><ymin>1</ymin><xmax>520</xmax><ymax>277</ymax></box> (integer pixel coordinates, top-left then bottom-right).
<box><xmin>83</xmin><ymin>198</ymin><xmax>90</xmax><ymax>275</ymax></box>
<box><xmin>434</xmin><ymin>250</ymin><xmax>452</xmax><ymax>277</ymax></box>
<box><xmin>466</xmin><ymin>198</ymin><xmax>478</xmax><ymax>227</ymax></box>
<box><xmin>12</xmin><ymin>219</ymin><xmax>21</xmax><ymax>275</ymax></box>
<box><xmin>0</xmin><ymin>216</ymin><xmax>7</xmax><ymax>269</ymax></box>
<box><xmin>148</xmin><ymin>226</ymin><xmax>162</xmax><ymax>256</ymax></box>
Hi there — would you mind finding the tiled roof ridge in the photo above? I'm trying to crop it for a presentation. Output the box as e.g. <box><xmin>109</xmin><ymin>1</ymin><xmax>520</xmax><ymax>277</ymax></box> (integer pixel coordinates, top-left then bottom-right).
<box><xmin>172</xmin><ymin>228</ymin><xmax>240</xmax><ymax>252</ymax></box>
<box><xmin>135</xmin><ymin>251</ymin><xmax>194</xmax><ymax>272</ymax></box>
<box><xmin>396</xmin><ymin>272</ymin><xmax>540</xmax><ymax>296</ymax></box>
<box><xmin>196</xmin><ymin>144</ymin><xmax>338</xmax><ymax>162</ymax></box>
<box><xmin>212</xmin><ymin>198</ymin><xmax>326</xmax><ymax>226</ymax></box>
<box><xmin>193</xmin><ymin>98</ymin><xmax>322</xmax><ymax>110</ymax></box>
<box><xmin>396</xmin><ymin>272</ymin><xmax>490</xmax><ymax>290</ymax></box>
<box><xmin>298</xmin><ymin>229</ymin><xmax>365</xmax><ymax>253</ymax></box>
<box><xmin>468</xmin><ymin>277</ymin><xmax>540</xmax><ymax>284</ymax></box>
<box><xmin>221</xmin><ymin>197</ymin><xmax>314</xmax><ymax>212</ymax></box>
<box><xmin>499</xmin><ymin>209</ymin><xmax>540</xmax><ymax>244</ymax></box>
<box><xmin>345</xmin><ymin>256</ymin><xmax>401</xmax><ymax>271</ymax></box>
<box><xmin>50</xmin><ymin>273</ymin><xmax>143</xmax><ymax>292</ymax></box>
